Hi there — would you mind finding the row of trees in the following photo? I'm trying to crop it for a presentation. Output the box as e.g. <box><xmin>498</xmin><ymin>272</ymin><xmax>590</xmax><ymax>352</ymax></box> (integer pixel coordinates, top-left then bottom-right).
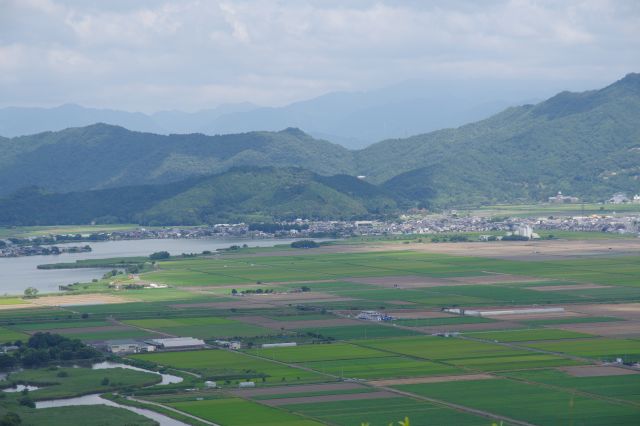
<box><xmin>0</xmin><ymin>332</ymin><xmax>102</xmax><ymax>370</ymax></box>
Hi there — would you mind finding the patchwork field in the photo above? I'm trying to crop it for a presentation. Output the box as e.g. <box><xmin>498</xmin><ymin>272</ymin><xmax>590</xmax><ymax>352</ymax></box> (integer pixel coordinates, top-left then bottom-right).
<box><xmin>502</xmin><ymin>368</ymin><xmax>640</xmax><ymax>402</ymax></box>
<box><xmin>526</xmin><ymin>338</ymin><xmax>640</xmax><ymax>361</ymax></box>
<box><xmin>169</xmin><ymin>397</ymin><xmax>324</xmax><ymax>426</ymax></box>
<box><xmin>279</xmin><ymin>395</ymin><xmax>489</xmax><ymax>426</ymax></box>
<box><xmin>2</xmin><ymin>234</ymin><xmax>640</xmax><ymax>425</ymax></box>
<box><xmin>395</xmin><ymin>378</ymin><xmax>640</xmax><ymax>425</ymax></box>
<box><xmin>465</xmin><ymin>328</ymin><xmax>595</xmax><ymax>342</ymax></box>
<box><xmin>132</xmin><ymin>349</ymin><xmax>327</xmax><ymax>384</ymax></box>
<box><xmin>124</xmin><ymin>316</ymin><xmax>272</xmax><ymax>339</ymax></box>
<box><xmin>356</xmin><ymin>336</ymin><xmax>583</xmax><ymax>371</ymax></box>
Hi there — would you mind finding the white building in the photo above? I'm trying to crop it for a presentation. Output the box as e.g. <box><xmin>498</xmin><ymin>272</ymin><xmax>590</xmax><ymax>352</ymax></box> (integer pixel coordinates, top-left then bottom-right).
<box><xmin>356</xmin><ymin>311</ymin><xmax>394</xmax><ymax>321</ymax></box>
<box><xmin>147</xmin><ymin>337</ymin><xmax>205</xmax><ymax>350</ymax></box>
<box><xmin>445</xmin><ymin>307</ymin><xmax>564</xmax><ymax>317</ymax></box>
<box><xmin>107</xmin><ymin>339</ymin><xmax>156</xmax><ymax>354</ymax></box>
<box><xmin>261</xmin><ymin>342</ymin><xmax>297</xmax><ymax>348</ymax></box>
<box><xmin>548</xmin><ymin>191</ymin><xmax>579</xmax><ymax>203</ymax></box>
<box><xmin>214</xmin><ymin>340</ymin><xmax>241</xmax><ymax>350</ymax></box>
<box><xmin>609</xmin><ymin>193</ymin><xmax>630</xmax><ymax>204</ymax></box>
<box><xmin>507</xmin><ymin>224</ymin><xmax>540</xmax><ymax>240</ymax></box>
<box><xmin>239</xmin><ymin>381</ymin><xmax>256</xmax><ymax>388</ymax></box>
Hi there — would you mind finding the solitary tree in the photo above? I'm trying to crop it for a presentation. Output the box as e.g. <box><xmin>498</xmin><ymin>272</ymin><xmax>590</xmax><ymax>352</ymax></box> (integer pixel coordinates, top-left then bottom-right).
<box><xmin>23</xmin><ymin>287</ymin><xmax>38</xmax><ymax>299</ymax></box>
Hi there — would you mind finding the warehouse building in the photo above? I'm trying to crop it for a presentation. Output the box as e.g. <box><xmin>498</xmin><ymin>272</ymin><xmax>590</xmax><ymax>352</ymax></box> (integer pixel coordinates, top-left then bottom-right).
<box><xmin>106</xmin><ymin>339</ymin><xmax>156</xmax><ymax>354</ymax></box>
<box><xmin>147</xmin><ymin>337</ymin><xmax>206</xmax><ymax>350</ymax></box>
<box><xmin>445</xmin><ymin>307</ymin><xmax>564</xmax><ymax>317</ymax></box>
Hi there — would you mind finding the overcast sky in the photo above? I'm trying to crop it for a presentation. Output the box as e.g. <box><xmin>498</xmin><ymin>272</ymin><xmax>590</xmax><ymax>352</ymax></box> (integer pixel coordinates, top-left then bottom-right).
<box><xmin>1</xmin><ymin>0</ymin><xmax>639</xmax><ymax>112</ymax></box>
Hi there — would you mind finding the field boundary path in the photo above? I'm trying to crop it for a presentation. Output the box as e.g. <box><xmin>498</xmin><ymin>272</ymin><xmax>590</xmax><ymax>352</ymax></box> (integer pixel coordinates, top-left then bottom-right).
<box><xmin>127</xmin><ymin>396</ymin><xmax>220</xmax><ymax>426</ymax></box>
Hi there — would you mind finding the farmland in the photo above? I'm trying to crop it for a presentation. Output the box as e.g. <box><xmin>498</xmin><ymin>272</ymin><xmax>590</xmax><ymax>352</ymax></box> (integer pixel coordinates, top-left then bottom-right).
<box><xmin>396</xmin><ymin>378</ymin><xmax>640</xmax><ymax>425</ymax></box>
<box><xmin>169</xmin><ymin>397</ymin><xmax>324</xmax><ymax>426</ymax></box>
<box><xmin>132</xmin><ymin>349</ymin><xmax>328</xmax><ymax>384</ymax></box>
<box><xmin>1</xmin><ymin>234</ymin><xmax>640</xmax><ymax>425</ymax></box>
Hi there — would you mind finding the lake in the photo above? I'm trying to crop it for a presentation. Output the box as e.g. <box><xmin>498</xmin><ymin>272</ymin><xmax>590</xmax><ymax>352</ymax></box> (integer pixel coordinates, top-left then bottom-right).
<box><xmin>0</xmin><ymin>238</ymin><xmax>300</xmax><ymax>296</ymax></box>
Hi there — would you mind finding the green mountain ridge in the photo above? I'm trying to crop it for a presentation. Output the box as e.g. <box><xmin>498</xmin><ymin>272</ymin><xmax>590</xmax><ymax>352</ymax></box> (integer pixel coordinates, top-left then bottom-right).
<box><xmin>0</xmin><ymin>125</ymin><xmax>354</xmax><ymax>195</ymax></box>
<box><xmin>359</xmin><ymin>72</ymin><xmax>640</xmax><ymax>206</ymax></box>
<box><xmin>0</xmin><ymin>167</ymin><xmax>399</xmax><ymax>225</ymax></box>
<box><xmin>0</xmin><ymin>73</ymin><xmax>638</xmax><ymax>216</ymax></box>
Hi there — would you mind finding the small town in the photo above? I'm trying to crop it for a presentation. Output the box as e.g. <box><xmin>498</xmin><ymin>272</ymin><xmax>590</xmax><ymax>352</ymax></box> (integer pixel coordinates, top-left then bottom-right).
<box><xmin>1</xmin><ymin>208</ymin><xmax>639</xmax><ymax>258</ymax></box>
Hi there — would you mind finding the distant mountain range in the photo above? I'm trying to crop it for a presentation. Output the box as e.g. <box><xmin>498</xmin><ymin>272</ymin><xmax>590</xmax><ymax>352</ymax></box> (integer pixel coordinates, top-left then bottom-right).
<box><xmin>0</xmin><ymin>79</ymin><xmax>555</xmax><ymax>148</ymax></box>
<box><xmin>1</xmin><ymin>73</ymin><xmax>638</xmax><ymax>224</ymax></box>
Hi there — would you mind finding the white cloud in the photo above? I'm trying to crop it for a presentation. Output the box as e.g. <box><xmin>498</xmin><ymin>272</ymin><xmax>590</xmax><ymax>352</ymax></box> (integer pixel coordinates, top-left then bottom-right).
<box><xmin>0</xmin><ymin>0</ymin><xmax>638</xmax><ymax>111</ymax></box>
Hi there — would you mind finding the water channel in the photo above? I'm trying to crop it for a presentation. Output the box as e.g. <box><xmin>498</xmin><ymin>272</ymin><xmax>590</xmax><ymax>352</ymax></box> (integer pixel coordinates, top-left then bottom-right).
<box><xmin>21</xmin><ymin>362</ymin><xmax>189</xmax><ymax>426</ymax></box>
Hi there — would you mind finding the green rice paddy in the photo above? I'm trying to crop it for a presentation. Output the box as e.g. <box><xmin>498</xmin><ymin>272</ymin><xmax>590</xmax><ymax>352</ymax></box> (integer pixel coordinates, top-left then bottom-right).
<box><xmin>132</xmin><ymin>349</ymin><xmax>327</xmax><ymax>384</ymax></box>
<box><xmin>3</xmin><ymin>233</ymin><xmax>640</xmax><ymax>425</ymax></box>
<box><xmin>169</xmin><ymin>398</ymin><xmax>323</xmax><ymax>426</ymax></box>
<box><xmin>395</xmin><ymin>379</ymin><xmax>640</xmax><ymax>425</ymax></box>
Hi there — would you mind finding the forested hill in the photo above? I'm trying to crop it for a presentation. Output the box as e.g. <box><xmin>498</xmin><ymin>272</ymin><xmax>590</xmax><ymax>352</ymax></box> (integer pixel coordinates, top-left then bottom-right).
<box><xmin>0</xmin><ymin>125</ymin><xmax>354</xmax><ymax>196</ymax></box>
<box><xmin>360</xmin><ymin>73</ymin><xmax>640</xmax><ymax>206</ymax></box>
<box><xmin>0</xmin><ymin>73</ymin><xmax>638</xmax><ymax>210</ymax></box>
<box><xmin>0</xmin><ymin>167</ymin><xmax>400</xmax><ymax>225</ymax></box>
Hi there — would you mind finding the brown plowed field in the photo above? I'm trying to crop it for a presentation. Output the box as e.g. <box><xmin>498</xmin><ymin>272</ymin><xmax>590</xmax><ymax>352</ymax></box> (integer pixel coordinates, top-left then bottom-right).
<box><xmin>416</xmin><ymin>321</ymin><xmax>523</xmax><ymax>333</ymax></box>
<box><xmin>0</xmin><ymin>303</ymin><xmax>38</xmax><ymax>310</ymax></box>
<box><xmin>32</xmin><ymin>294</ymin><xmax>132</xmax><ymax>306</ymax></box>
<box><xmin>170</xmin><ymin>301</ymin><xmax>274</xmax><ymax>309</ymax></box>
<box><xmin>556</xmin><ymin>320</ymin><xmax>640</xmax><ymax>337</ymax></box>
<box><xmin>568</xmin><ymin>303</ymin><xmax>640</xmax><ymax>321</ymax></box>
<box><xmin>448</xmin><ymin>274</ymin><xmax>542</xmax><ymax>284</ymax></box>
<box><xmin>559</xmin><ymin>365</ymin><xmax>640</xmax><ymax>377</ymax></box>
<box><xmin>529</xmin><ymin>284</ymin><xmax>610</xmax><ymax>291</ymax></box>
<box><xmin>393</xmin><ymin>239</ymin><xmax>640</xmax><ymax>260</ymax></box>
<box><xmin>235</xmin><ymin>315</ymin><xmax>360</xmax><ymax>330</ymax></box>
<box><xmin>345</xmin><ymin>276</ymin><xmax>457</xmax><ymax>288</ymax></box>
<box><xmin>230</xmin><ymin>382</ymin><xmax>367</xmax><ymax>397</ymax></box>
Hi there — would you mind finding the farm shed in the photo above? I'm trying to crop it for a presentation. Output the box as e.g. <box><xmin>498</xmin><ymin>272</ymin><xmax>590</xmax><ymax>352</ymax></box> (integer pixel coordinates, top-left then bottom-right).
<box><xmin>148</xmin><ymin>337</ymin><xmax>206</xmax><ymax>350</ymax></box>
<box><xmin>106</xmin><ymin>339</ymin><xmax>156</xmax><ymax>354</ymax></box>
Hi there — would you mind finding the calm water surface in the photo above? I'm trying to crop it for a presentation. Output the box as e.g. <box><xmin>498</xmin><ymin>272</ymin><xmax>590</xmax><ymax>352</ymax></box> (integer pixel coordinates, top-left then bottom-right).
<box><xmin>0</xmin><ymin>238</ymin><xmax>298</xmax><ymax>295</ymax></box>
<box><xmin>36</xmin><ymin>394</ymin><xmax>190</xmax><ymax>426</ymax></box>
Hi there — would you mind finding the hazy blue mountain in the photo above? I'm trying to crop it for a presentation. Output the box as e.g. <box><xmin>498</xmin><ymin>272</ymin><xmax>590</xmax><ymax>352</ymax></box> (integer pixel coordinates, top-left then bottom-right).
<box><xmin>150</xmin><ymin>103</ymin><xmax>258</xmax><ymax>134</ymax></box>
<box><xmin>0</xmin><ymin>104</ymin><xmax>163</xmax><ymax>137</ymax></box>
<box><xmin>0</xmin><ymin>103</ymin><xmax>259</xmax><ymax>138</ymax></box>
<box><xmin>0</xmin><ymin>79</ymin><xmax>563</xmax><ymax>147</ymax></box>
<box><xmin>204</xmin><ymin>79</ymin><xmax>554</xmax><ymax>148</ymax></box>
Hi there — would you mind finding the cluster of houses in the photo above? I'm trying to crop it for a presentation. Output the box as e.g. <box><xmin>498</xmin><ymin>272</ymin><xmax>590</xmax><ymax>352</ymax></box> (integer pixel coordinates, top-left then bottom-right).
<box><xmin>547</xmin><ymin>191</ymin><xmax>640</xmax><ymax>205</ymax></box>
<box><xmin>608</xmin><ymin>193</ymin><xmax>640</xmax><ymax>204</ymax></box>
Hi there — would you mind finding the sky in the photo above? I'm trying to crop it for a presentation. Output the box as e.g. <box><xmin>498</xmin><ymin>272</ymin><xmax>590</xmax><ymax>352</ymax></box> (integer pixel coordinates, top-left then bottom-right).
<box><xmin>1</xmin><ymin>0</ymin><xmax>639</xmax><ymax>112</ymax></box>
